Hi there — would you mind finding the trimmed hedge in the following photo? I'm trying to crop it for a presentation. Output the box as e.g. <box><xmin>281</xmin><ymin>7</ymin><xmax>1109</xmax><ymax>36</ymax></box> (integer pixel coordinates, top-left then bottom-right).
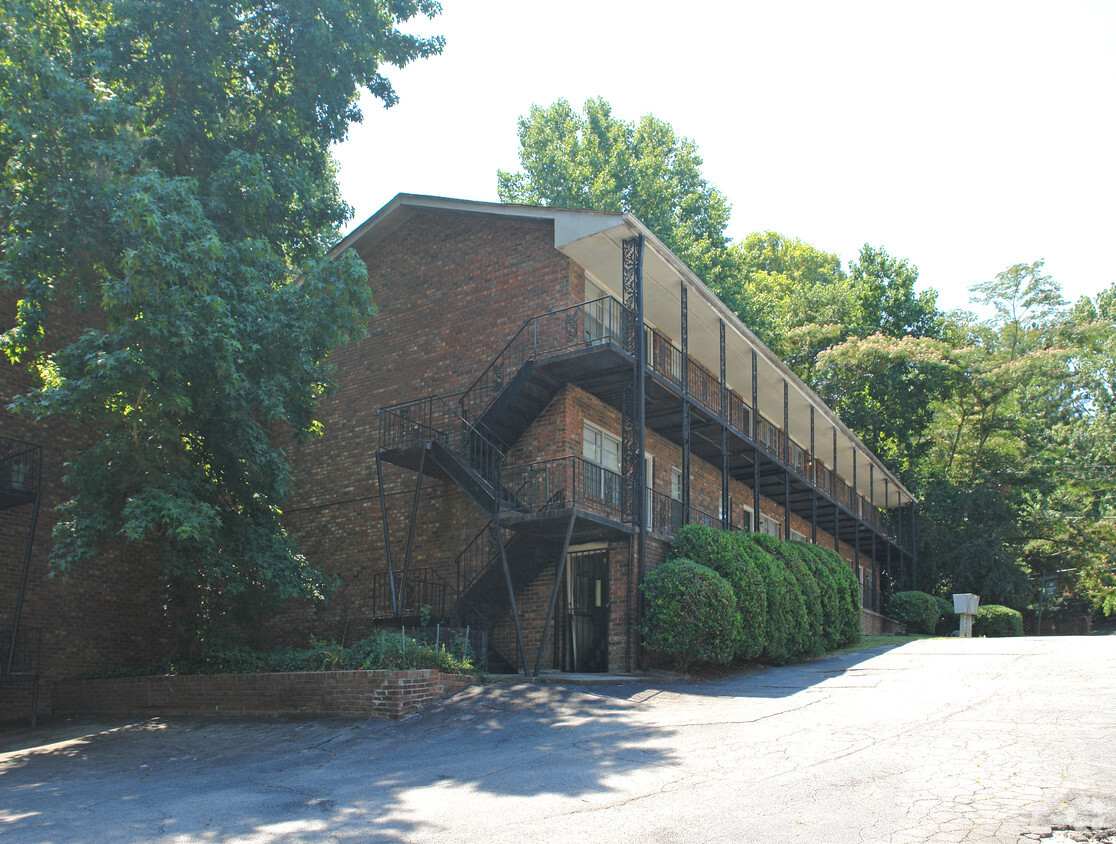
<box><xmin>889</xmin><ymin>591</ymin><xmax>942</xmax><ymax>634</ymax></box>
<box><xmin>670</xmin><ymin>528</ymin><xmax>767</xmax><ymax>660</ymax></box>
<box><xmin>973</xmin><ymin>604</ymin><xmax>1024</xmax><ymax>637</ymax></box>
<box><xmin>642</xmin><ymin>557</ymin><xmax>742</xmax><ymax>671</ymax></box>
<box><xmin>664</xmin><ymin>526</ymin><xmax>860</xmax><ymax>666</ymax></box>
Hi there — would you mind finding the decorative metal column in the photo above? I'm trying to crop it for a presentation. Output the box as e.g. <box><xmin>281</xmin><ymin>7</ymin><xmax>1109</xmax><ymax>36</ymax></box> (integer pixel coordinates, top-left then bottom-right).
<box><xmin>810</xmin><ymin>406</ymin><xmax>817</xmax><ymax>544</ymax></box>
<box><xmin>833</xmin><ymin>427</ymin><xmax>839</xmax><ymax>552</ymax></box>
<box><xmin>853</xmin><ymin>449</ymin><xmax>859</xmax><ymax>575</ymax></box>
<box><xmin>783</xmin><ymin>380</ymin><xmax>791</xmax><ymax>539</ymax></box>
<box><xmin>720</xmin><ymin>320</ymin><xmax>729</xmax><ymax>527</ymax></box>
<box><xmin>911</xmin><ymin>500</ymin><xmax>918</xmax><ymax>590</ymax></box>
<box><xmin>681</xmin><ymin>284</ymin><xmax>691</xmax><ymax>520</ymax></box>
<box><xmin>621</xmin><ymin>235</ymin><xmax>645</xmax><ymax>530</ymax></box>
<box><xmin>751</xmin><ymin>349</ymin><xmax>760</xmax><ymax>532</ymax></box>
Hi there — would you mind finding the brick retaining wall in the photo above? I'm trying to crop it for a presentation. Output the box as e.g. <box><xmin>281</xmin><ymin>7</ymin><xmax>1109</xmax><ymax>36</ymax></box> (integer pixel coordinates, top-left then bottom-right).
<box><xmin>861</xmin><ymin>607</ymin><xmax>906</xmax><ymax>636</ymax></box>
<box><xmin>52</xmin><ymin>669</ymin><xmax>476</xmax><ymax>721</ymax></box>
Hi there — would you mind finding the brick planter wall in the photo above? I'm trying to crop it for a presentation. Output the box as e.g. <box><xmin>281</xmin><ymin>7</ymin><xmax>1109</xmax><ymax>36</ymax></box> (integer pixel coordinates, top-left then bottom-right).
<box><xmin>52</xmin><ymin>669</ymin><xmax>476</xmax><ymax>721</ymax></box>
<box><xmin>860</xmin><ymin>607</ymin><xmax>906</xmax><ymax>635</ymax></box>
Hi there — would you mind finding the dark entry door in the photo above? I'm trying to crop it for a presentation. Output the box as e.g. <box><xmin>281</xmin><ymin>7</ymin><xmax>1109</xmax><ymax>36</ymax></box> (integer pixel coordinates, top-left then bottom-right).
<box><xmin>565</xmin><ymin>549</ymin><xmax>609</xmax><ymax>673</ymax></box>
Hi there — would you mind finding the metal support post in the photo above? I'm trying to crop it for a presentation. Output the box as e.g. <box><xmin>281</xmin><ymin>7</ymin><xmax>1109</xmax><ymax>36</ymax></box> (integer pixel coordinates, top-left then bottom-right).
<box><xmin>752</xmin><ymin>348</ymin><xmax>760</xmax><ymax>532</ymax></box>
<box><xmin>398</xmin><ymin>443</ymin><xmax>428</xmax><ymax>615</ymax></box>
<box><xmin>783</xmin><ymin>380</ymin><xmax>790</xmax><ymax>539</ymax></box>
<box><xmin>375</xmin><ymin>450</ymin><xmax>399</xmax><ymax>616</ymax></box>
<box><xmin>534</xmin><ymin>514</ymin><xmax>577</xmax><ymax>676</ymax></box>
<box><xmin>810</xmin><ymin>406</ymin><xmax>817</xmax><ymax>544</ymax></box>
<box><xmin>495</xmin><ymin>526</ymin><xmax>529</xmax><ymax>675</ymax></box>
<box><xmin>8</xmin><ymin>491</ymin><xmax>41</xmax><ymax>675</ymax></box>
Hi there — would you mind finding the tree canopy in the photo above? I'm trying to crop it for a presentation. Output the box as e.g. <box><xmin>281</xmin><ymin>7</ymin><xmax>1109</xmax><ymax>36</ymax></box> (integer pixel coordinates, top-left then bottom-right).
<box><xmin>0</xmin><ymin>0</ymin><xmax>443</xmax><ymax>648</ymax></box>
<box><xmin>497</xmin><ymin>98</ymin><xmax>1115</xmax><ymax>615</ymax></box>
<box><xmin>497</xmin><ymin>97</ymin><xmax>737</xmax><ymax>291</ymax></box>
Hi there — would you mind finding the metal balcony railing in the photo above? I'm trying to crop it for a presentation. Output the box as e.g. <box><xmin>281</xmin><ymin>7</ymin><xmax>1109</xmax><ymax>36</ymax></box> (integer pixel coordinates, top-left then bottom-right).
<box><xmin>501</xmin><ymin>455</ymin><xmax>630</xmax><ymax>525</ymax></box>
<box><xmin>370</xmin><ymin>568</ymin><xmax>454</xmax><ymax>620</ymax></box>
<box><xmin>378</xmin><ymin>294</ymin><xmax>910</xmax><ymax>550</ymax></box>
<box><xmin>379</xmin><ymin>391</ymin><xmax>508</xmax><ymax>499</ymax></box>
<box><xmin>0</xmin><ymin>438</ymin><xmax>42</xmax><ymax>509</ymax></box>
<box><xmin>461</xmin><ymin>297</ymin><xmax>636</xmax><ymax>425</ymax></box>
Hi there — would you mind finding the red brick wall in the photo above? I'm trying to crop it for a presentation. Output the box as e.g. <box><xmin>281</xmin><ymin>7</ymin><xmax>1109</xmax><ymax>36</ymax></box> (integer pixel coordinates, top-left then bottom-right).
<box><xmin>273</xmin><ymin>210</ymin><xmax>581</xmax><ymax>642</ymax></box>
<box><xmin>52</xmin><ymin>669</ymin><xmax>476</xmax><ymax>720</ymax></box>
<box><xmin>1</xmin><ymin>291</ymin><xmax>170</xmax><ymax>721</ymax></box>
<box><xmin>860</xmin><ymin>607</ymin><xmax>906</xmax><ymax>636</ymax></box>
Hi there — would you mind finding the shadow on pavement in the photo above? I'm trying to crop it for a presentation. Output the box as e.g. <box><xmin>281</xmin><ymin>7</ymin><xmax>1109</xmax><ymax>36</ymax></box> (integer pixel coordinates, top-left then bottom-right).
<box><xmin>0</xmin><ymin>680</ymin><xmax>681</xmax><ymax>843</ymax></box>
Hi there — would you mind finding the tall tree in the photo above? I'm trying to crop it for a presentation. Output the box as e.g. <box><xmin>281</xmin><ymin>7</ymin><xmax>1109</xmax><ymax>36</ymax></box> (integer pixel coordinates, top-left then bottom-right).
<box><xmin>0</xmin><ymin>0</ymin><xmax>443</xmax><ymax>648</ymax></box>
<box><xmin>497</xmin><ymin>97</ymin><xmax>737</xmax><ymax>290</ymax></box>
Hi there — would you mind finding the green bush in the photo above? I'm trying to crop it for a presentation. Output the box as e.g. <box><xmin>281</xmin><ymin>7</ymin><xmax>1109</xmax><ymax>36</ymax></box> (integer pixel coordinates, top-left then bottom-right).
<box><xmin>933</xmin><ymin>596</ymin><xmax>957</xmax><ymax>635</ymax></box>
<box><xmin>666</xmin><ymin>527</ymin><xmax>861</xmax><ymax>665</ymax></box>
<box><xmin>670</xmin><ymin>526</ymin><xmax>767</xmax><ymax>660</ymax></box>
<box><xmin>798</xmin><ymin>544</ymin><xmax>854</xmax><ymax>650</ymax></box>
<box><xmin>973</xmin><ymin>604</ymin><xmax>1024</xmax><ymax>637</ymax></box>
<box><xmin>82</xmin><ymin>631</ymin><xmax>479</xmax><ymax>679</ymax></box>
<box><xmin>642</xmin><ymin>557</ymin><xmax>742</xmax><ymax>672</ymax></box>
<box><xmin>889</xmin><ymin>591</ymin><xmax>942</xmax><ymax>634</ymax></box>
<box><xmin>804</xmin><ymin>544</ymin><xmax>861</xmax><ymax>646</ymax></box>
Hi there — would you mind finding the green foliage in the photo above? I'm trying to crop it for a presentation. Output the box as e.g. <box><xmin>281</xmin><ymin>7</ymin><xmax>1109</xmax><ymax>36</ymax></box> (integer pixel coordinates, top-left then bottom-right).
<box><xmin>641</xmin><ymin>557</ymin><xmax>741</xmax><ymax>672</ymax></box>
<box><xmin>497</xmin><ymin>97</ymin><xmax>736</xmax><ymax>290</ymax></box>
<box><xmin>0</xmin><ymin>0</ymin><xmax>443</xmax><ymax>648</ymax></box>
<box><xmin>84</xmin><ymin>630</ymin><xmax>480</xmax><ymax>679</ymax></box>
<box><xmin>496</xmin><ymin>103</ymin><xmax>1116</xmax><ymax>622</ymax></box>
<box><xmin>933</xmin><ymin>596</ymin><xmax>958</xmax><ymax>635</ymax></box>
<box><xmin>973</xmin><ymin>604</ymin><xmax>1024</xmax><ymax>637</ymax></box>
<box><xmin>668</xmin><ymin>525</ymin><xmax>766</xmax><ymax>659</ymax></box>
<box><xmin>667</xmin><ymin>527</ymin><xmax>860</xmax><ymax>666</ymax></box>
<box><xmin>888</xmin><ymin>591</ymin><xmax>943</xmax><ymax>634</ymax></box>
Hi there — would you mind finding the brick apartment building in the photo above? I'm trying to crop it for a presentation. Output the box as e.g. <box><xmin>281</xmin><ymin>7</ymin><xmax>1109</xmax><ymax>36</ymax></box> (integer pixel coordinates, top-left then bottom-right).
<box><xmin>1</xmin><ymin>193</ymin><xmax>917</xmax><ymax>718</ymax></box>
<box><xmin>278</xmin><ymin>194</ymin><xmax>918</xmax><ymax>675</ymax></box>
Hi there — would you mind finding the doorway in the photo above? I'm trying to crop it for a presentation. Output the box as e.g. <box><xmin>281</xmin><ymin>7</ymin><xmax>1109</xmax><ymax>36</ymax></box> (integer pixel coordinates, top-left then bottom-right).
<box><xmin>562</xmin><ymin>549</ymin><xmax>609</xmax><ymax>672</ymax></box>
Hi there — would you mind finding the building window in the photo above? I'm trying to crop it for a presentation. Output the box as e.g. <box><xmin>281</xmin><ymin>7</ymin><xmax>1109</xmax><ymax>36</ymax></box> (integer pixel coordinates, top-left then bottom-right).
<box><xmin>741</xmin><ymin>505</ymin><xmax>754</xmax><ymax>533</ymax></box>
<box><xmin>760</xmin><ymin>514</ymin><xmax>781</xmax><ymax>539</ymax></box>
<box><xmin>669</xmin><ymin>467</ymin><xmax>684</xmax><ymax>533</ymax></box>
<box><xmin>790</xmin><ymin>528</ymin><xmax>808</xmax><ymax>543</ymax></box>
<box><xmin>583</xmin><ymin>423</ymin><xmax>621</xmax><ymax>506</ymax></box>
<box><xmin>585</xmin><ymin>278</ymin><xmax>608</xmax><ymax>344</ymax></box>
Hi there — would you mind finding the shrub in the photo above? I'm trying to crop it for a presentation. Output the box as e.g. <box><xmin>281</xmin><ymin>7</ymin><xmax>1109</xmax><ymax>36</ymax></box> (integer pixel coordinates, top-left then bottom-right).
<box><xmin>973</xmin><ymin>604</ymin><xmax>1024</xmax><ymax>637</ymax></box>
<box><xmin>670</xmin><ymin>526</ymin><xmax>767</xmax><ymax>660</ymax></box>
<box><xmin>801</xmin><ymin>543</ymin><xmax>861</xmax><ymax>646</ymax></box>
<box><xmin>740</xmin><ymin>534</ymin><xmax>806</xmax><ymax>664</ymax></box>
<box><xmin>889</xmin><ymin>591</ymin><xmax>942</xmax><ymax>634</ymax></box>
<box><xmin>642</xmin><ymin>557</ymin><xmax>742</xmax><ymax>672</ymax></box>
<box><xmin>933</xmin><ymin>596</ymin><xmax>957</xmax><ymax>635</ymax></box>
<box><xmin>667</xmin><ymin>527</ymin><xmax>861</xmax><ymax>664</ymax></box>
<box><xmin>771</xmin><ymin>542</ymin><xmax>825</xmax><ymax>657</ymax></box>
<box><xmin>797</xmin><ymin>544</ymin><xmax>852</xmax><ymax>650</ymax></box>
<box><xmin>82</xmin><ymin>631</ymin><xmax>479</xmax><ymax>679</ymax></box>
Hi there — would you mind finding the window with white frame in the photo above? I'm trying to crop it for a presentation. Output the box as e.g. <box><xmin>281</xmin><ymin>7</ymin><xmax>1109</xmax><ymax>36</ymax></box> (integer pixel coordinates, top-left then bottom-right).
<box><xmin>760</xmin><ymin>514</ymin><xmax>782</xmax><ymax>539</ymax></box>
<box><xmin>790</xmin><ymin>528</ymin><xmax>809</xmax><ymax>543</ymax></box>
<box><xmin>582</xmin><ymin>423</ymin><xmax>621</xmax><ymax>506</ymax></box>
<box><xmin>740</xmin><ymin>504</ymin><xmax>754</xmax><ymax>533</ymax></box>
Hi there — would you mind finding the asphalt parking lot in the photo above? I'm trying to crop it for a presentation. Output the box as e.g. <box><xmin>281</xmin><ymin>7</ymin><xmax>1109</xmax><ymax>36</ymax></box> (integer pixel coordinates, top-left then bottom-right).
<box><xmin>1</xmin><ymin>636</ymin><xmax>1113</xmax><ymax>843</ymax></box>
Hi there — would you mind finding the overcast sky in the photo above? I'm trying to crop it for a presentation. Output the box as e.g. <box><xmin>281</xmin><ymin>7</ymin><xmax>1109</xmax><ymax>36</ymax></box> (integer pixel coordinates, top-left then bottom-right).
<box><xmin>332</xmin><ymin>0</ymin><xmax>1116</xmax><ymax>313</ymax></box>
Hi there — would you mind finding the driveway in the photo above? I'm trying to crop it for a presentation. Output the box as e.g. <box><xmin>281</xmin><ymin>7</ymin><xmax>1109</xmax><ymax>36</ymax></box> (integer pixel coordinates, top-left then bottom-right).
<box><xmin>1</xmin><ymin>636</ymin><xmax>1113</xmax><ymax>843</ymax></box>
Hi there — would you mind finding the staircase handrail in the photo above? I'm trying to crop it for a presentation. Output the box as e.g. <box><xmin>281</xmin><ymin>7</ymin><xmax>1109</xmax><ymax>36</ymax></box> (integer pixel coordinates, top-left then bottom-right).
<box><xmin>460</xmin><ymin>295</ymin><xmax>635</xmax><ymax>425</ymax></box>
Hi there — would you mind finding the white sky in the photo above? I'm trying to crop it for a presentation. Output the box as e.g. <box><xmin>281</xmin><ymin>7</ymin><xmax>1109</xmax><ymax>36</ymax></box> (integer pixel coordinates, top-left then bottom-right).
<box><xmin>333</xmin><ymin>0</ymin><xmax>1116</xmax><ymax>313</ymax></box>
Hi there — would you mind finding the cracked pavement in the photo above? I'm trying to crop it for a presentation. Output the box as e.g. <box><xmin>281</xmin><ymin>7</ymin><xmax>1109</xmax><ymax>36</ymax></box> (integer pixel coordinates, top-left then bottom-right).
<box><xmin>0</xmin><ymin>636</ymin><xmax>1113</xmax><ymax>843</ymax></box>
